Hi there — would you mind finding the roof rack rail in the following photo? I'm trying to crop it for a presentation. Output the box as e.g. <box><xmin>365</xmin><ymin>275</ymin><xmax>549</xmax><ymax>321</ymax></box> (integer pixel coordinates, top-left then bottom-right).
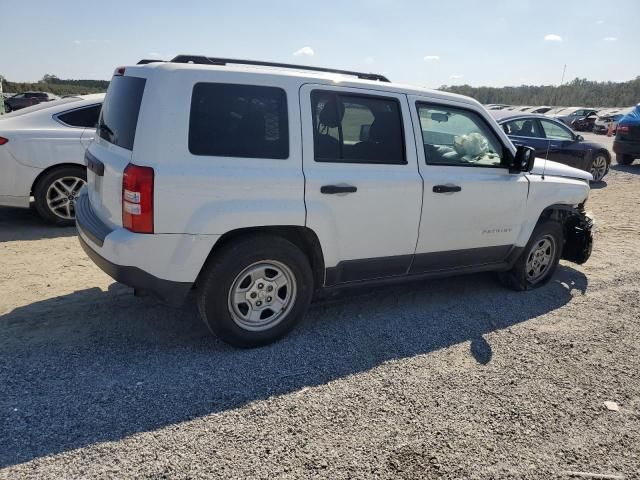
<box><xmin>137</xmin><ymin>55</ymin><xmax>390</xmax><ymax>82</ymax></box>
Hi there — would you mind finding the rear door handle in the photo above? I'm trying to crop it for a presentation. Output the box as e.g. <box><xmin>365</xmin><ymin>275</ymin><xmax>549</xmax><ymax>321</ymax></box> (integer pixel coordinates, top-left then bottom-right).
<box><xmin>433</xmin><ymin>185</ymin><xmax>461</xmax><ymax>193</ymax></box>
<box><xmin>321</xmin><ymin>185</ymin><xmax>357</xmax><ymax>194</ymax></box>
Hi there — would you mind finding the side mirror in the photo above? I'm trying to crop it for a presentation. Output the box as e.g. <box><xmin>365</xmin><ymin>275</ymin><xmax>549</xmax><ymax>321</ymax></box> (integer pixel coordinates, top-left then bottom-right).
<box><xmin>509</xmin><ymin>145</ymin><xmax>535</xmax><ymax>173</ymax></box>
<box><xmin>575</xmin><ymin>134</ymin><xmax>584</xmax><ymax>142</ymax></box>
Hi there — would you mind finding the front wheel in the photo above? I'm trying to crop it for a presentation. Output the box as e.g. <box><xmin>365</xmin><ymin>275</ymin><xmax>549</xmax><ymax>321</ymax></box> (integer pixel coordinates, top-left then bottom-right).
<box><xmin>590</xmin><ymin>152</ymin><xmax>609</xmax><ymax>182</ymax></box>
<box><xmin>499</xmin><ymin>220</ymin><xmax>563</xmax><ymax>291</ymax></box>
<box><xmin>197</xmin><ymin>234</ymin><xmax>314</xmax><ymax>347</ymax></box>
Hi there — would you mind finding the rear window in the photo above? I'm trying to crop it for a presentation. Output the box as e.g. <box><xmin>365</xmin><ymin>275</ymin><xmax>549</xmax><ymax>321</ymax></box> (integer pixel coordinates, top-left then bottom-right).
<box><xmin>98</xmin><ymin>75</ymin><xmax>146</xmax><ymax>151</ymax></box>
<box><xmin>189</xmin><ymin>83</ymin><xmax>288</xmax><ymax>159</ymax></box>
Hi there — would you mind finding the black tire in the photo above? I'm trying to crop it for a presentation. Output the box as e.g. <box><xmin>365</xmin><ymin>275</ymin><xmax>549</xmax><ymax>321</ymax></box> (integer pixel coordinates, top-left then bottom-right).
<box><xmin>197</xmin><ymin>234</ymin><xmax>314</xmax><ymax>348</ymax></box>
<box><xmin>499</xmin><ymin>220</ymin><xmax>563</xmax><ymax>291</ymax></box>
<box><xmin>33</xmin><ymin>165</ymin><xmax>87</xmax><ymax>226</ymax></box>
<box><xmin>616</xmin><ymin>154</ymin><xmax>634</xmax><ymax>166</ymax></box>
<box><xmin>590</xmin><ymin>150</ymin><xmax>609</xmax><ymax>182</ymax></box>
<box><xmin>4</xmin><ymin>103</ymin><xmax>11</xmax><ymax>113</ymax></box>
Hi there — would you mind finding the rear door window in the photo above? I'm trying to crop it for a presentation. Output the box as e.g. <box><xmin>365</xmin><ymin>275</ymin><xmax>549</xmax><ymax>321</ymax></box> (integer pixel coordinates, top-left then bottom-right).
<box><xmin>57</xmin><ymin>104</ymin><xmax>102</xmax><ymax>128</ymax></box>
<box><xmin>540</xmin><ymin>119</ymin><xmax>574</xmax><ymax>140</ymax></box>
<box><xmin>311</xmin><ymin>91</ymin><xmax>406</xmax><ymax>164</ymax></box>
<box><xmin>98</xmin><ymin>76</ymin><xmax>146</xmax><ymax>151</ymax></box>
<box><xmin>503</xmin><ymin>118</ymin><xmax>545</xmax><ymax>138</ymax></box>
<box><xmin>189</xmin><ymin>83</ymin><xmax>288</xmax><ymax>159</ymax></box>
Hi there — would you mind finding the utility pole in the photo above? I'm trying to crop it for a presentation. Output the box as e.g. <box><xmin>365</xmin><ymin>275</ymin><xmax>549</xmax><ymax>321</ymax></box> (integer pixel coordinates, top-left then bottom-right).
<box><xmin>560</xmin><ymin>64</ymin><xmax>567</xmax><ymax>86</ymax></box>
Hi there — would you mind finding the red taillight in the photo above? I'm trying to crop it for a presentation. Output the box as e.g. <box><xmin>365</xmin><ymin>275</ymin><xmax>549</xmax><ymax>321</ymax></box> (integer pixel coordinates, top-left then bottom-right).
<box><xmin>114</xmin><ymin>66</ymin><xmax>126</xmax><ymax>76</ymax></box>
<box><xmin>122</xmin><ymin>164</ymin><xmax>154</xmax><ymax>233</ymax></box>
<box><xmin>617</xmin><ymin>125</ymin><xmax>629</xmax><ymax>134</ymax></box>
<box><xmin>0</xmin><ymin>136</ymin><xmax>8</xmax><ymax>145</ymax></box>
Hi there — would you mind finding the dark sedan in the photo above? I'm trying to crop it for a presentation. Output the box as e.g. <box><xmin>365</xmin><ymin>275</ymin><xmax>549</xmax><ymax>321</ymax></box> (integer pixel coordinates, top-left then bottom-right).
<box><xmin>4</xmin><ymin>92</ymin><xmax>57</xmax><ymax>113</ymax></box>
<box><xmin>490</xmin><ymin>111</ymin><xmax>611</xmax><ymax>182</ymax></box>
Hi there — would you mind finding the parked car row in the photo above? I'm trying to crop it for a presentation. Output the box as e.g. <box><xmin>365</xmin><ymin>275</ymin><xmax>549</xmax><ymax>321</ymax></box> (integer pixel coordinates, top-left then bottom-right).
<box><xmin>486</xmin><ymin>104</ymin><xmax>635</xmax><ymax>135</ymax></box>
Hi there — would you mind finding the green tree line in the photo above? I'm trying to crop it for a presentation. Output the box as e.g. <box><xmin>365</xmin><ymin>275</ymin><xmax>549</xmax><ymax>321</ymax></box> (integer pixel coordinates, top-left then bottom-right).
<box><xmin>439</xmin><ymin>77</ymin><xmax>640</xmax><ymax>108</ymax></box>
<box><xmin>1</xmin><ymin>74</ymin><xmax>109</xmax><ymax>96</ymax></box>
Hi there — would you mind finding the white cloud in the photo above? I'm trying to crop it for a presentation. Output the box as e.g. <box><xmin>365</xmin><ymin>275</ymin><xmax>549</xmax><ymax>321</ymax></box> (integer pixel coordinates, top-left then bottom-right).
<box><xmin>73</xmin><ymin>40</ymin><xmax>81</xmax><ymax>45</ymax></box>
<box><xmin>544</xmin><ymin>34</ymin><xmax>563</xmax><ymax>42</ymax></box>
<box><xmin>364</xmin><ymin>56</ymin><xmax>374</xmax><ymax>65</ymax></box>
<box><xmin>293</xmin><ymin>46</ymin><xmax>314</xmax><ymax>57</ymax></box>
<box><xmin>449</xmin><ymin>74</ymin><xmax>463</xmax><ymax>79</ymax></box>
<box><xmin>424</xmin><ymin>55</ymin><xmax>440</xmax><ymax>61</ymax></box>
<box><xmin>596</xmin><ymin>20</ymin><xmax>605</xmax><ymax>24</ymax></box>
<box><xmin>603</xmin><ymin>37</ymin><xmax>617</xmax><ymax>42</ymax></box>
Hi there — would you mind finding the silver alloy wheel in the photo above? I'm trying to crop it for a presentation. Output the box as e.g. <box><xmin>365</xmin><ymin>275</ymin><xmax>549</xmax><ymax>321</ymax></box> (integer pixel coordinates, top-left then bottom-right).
<box><xmin>228</xmin><ymin>260</ymin><xmax>297</xmax><ymax>331</ymax></box>
<box><xmin>591</xmin><ymin>154</ymin><xmax>608</xmax><ymax>182</ymax></box>
<box><xmin>45</xmin><ymin>176</ymin><xmax>86</xmax><ymax>220</ymax></box>
<box><xmin>525</xmin><ymin>234</ymin><xmax>556</xmax><ymax>284</ymax></box>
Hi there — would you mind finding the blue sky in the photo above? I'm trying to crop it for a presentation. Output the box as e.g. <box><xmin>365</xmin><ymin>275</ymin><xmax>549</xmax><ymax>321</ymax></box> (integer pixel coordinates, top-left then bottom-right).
<box><xmin>2</xmin><ymin>0</ymin><xmax>639</xmax><ymax>87</ymax></box>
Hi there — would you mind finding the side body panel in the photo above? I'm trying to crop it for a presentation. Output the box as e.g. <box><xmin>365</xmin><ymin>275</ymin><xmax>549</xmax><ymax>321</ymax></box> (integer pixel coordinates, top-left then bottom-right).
<box><xmin>408</xmin><ymin>94</ymin><xmax>530</xmax><ymax>269</ymax></box>
<box><xmin>299</xmin><ymin>84</ymin><xmax>423</xmax><ymax>279</ymax></box>
<box><xmin>133</xmin><ymin>69</ymin><xmax>306</xmax><ymax>234</ymax></box>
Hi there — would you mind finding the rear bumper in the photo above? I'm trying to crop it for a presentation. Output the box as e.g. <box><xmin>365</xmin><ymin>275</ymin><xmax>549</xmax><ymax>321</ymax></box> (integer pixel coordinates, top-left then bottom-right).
<box><xmin>613</xmin><ymin>140</ymin><xmax>640</xmax><ymax>157</ymax></box>
<box><xmin>76</xmin><ymin>191</ymin><xmax>220</xmax><ymax>306</ymax></box>
<box><xmin>78</xmin><ymin>234</ymin><xmax>192</xmax><ymax>306</ymax></box>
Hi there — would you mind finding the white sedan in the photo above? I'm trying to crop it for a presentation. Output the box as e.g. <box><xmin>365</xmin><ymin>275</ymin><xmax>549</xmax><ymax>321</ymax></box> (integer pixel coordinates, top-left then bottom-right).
<box><xmin>0</xmin><ymin>93</ymin><xmax>104</xmax><ymax>225</ymax></box>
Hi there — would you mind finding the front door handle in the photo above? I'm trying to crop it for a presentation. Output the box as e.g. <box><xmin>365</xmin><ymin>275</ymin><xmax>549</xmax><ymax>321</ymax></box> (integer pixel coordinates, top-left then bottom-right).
<box><xmin>321</xmin><ymin>185</ymin><xmax>357</xmax><ymax>194</ymax></box>
<box><xmin>433</xmin><ymin>185</ymin><xmax>461</xmax><ymax>193</ymax></box>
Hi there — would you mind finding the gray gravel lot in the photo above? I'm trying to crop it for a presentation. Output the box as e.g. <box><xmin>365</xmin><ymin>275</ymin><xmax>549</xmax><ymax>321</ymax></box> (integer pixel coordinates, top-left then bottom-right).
<box><xmin>1</xmin><ymin>153</ymin><xmax>639</xmax><ymax>479</ymax></box>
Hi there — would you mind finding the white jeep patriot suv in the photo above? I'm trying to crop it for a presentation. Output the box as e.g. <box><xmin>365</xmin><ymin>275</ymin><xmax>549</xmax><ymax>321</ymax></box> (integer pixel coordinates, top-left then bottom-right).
<box><xmin>76</xmin><ymin>55</ymin><xmax>594</xmax><ymax>347</ymax></box>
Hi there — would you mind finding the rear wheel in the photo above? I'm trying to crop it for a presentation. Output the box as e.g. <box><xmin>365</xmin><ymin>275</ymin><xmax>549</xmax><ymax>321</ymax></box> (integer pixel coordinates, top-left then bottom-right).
<box><xmin>4</xmin><ymin>103</ymin><xmax>11</xmax><ymax>113</ymax></box>
<box><xmin>499</xmin><ymin>220</ymin><xmax>563</xmax><ymax>291</ymax></box>
<box><xmin>33</xmin><ymin>166</ymin><xmax>86</xmax><ymax>226</ymax></box>
<box><xmin>616</xmin><ymin>154</ymin><xmax>634</xmax><ymax>166</ymax></box>
<box><xmin>590</xmin><ymin>152</ymin><xmax>608</xmax><ymax>182</ymax></box>
<box><xmin>197</xmin><ymin>234</ymin><xmax>314</xmax><ymax>347</ymax></box>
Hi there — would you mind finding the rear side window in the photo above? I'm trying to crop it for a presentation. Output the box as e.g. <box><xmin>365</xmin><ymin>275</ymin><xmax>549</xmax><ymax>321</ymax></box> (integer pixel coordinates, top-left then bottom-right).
<box><xmin>311</xmin><ymin>91</ymin><xmax>406</xmax><ymax>164</ymax></box>
<box><xmin>98</xmin><ymin>76</ymin><xmax>146</xmax><ymax>151</ymax></box>
<box><xmin>189</xmin><ymin>83</ymin><xmax>288</xmax><ymax>159</ymax></box>
<box><xmin>57</xmin><ymin>104</ymin><xmax>102</xmax><ymax>128</ymax></box>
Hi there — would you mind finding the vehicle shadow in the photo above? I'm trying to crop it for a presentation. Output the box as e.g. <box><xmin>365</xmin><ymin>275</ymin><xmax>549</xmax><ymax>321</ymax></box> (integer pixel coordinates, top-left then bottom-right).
<box><xmin>0</xmin><ymin>265</ymin><xmax>588</xmax><ymax>468</ymax></box>
<box><xmin>590</xmin><ymin>180</ymin><xmax>607</xmax><ymax>190</ymax></box>
<box><xmin>611</xmin><ymin>163</ymin><xmax>639</xmax><ymax>175</ymax></box>
<box><xmin>0</xmin><ymin>206</ymin><xmax>76</xmax><ymax>242</ymax></box>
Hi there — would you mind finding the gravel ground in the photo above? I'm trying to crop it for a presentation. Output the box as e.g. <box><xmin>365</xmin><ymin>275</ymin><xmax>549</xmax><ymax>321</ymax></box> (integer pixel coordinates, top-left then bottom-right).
<box><xmin>1</xmin><ymin>155</ymin><xmax>639</xmax><ymax>479</ymax></box>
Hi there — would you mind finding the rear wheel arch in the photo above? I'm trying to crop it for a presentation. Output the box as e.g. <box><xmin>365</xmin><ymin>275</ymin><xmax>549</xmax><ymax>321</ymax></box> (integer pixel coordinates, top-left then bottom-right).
<box><xmin>31</xmin><ymin>162</ymin><xmax>86</xmax><ymax>196</ymax></box>
<box><xmin>195</xmin><ymin>226</ymin><xmax>325</xmax><ymax>291</ymax></box>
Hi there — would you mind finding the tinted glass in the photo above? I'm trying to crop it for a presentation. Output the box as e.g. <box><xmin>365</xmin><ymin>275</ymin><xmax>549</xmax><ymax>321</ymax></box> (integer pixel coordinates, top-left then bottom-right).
<box><xmin>503</xmin><ymin>118</ymin><xmax>544</xmax><ymax>138</ymax></box>
<box><xmin>311</xmin><ymin>91</ymin><xmax>405</xmax><ymax>164</ymax></box>
<box><xmin>57</xmin><ymin>104</ymin><xmax>102</xmax><ymax>128</ymax></box>
<box><xmin>98</xmin><ymin>75</ymin><xmax>146</xmax><ymax>151</ymax></box>
<box><xmin>189</xmin><ymin>83</ymin><xmax>288</xmax><ymax>159</ymax></box>
<box><xmin>540</xmin><ymin>120</ymin><xmax>573</xmax><ymax>140</ymax></box>
<box><xmin>417</xmin><ymin>103</ymin><xmax>503</xmax><ymax>167</ymax></box>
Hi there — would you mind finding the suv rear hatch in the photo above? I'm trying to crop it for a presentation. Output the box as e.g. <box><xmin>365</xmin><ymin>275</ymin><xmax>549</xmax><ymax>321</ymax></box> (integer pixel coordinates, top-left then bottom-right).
<box><xmin>86</xmin><ymin>72</ymin><xmax>146</xmax><ymax>229</ymax></box>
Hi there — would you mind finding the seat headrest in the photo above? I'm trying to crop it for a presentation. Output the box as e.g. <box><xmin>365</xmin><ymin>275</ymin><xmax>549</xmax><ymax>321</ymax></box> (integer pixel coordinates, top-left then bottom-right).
<box><xmin>318</xmin><ymin>98</ymin><xmax>344</xmax><ymax>129</ymax></box>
